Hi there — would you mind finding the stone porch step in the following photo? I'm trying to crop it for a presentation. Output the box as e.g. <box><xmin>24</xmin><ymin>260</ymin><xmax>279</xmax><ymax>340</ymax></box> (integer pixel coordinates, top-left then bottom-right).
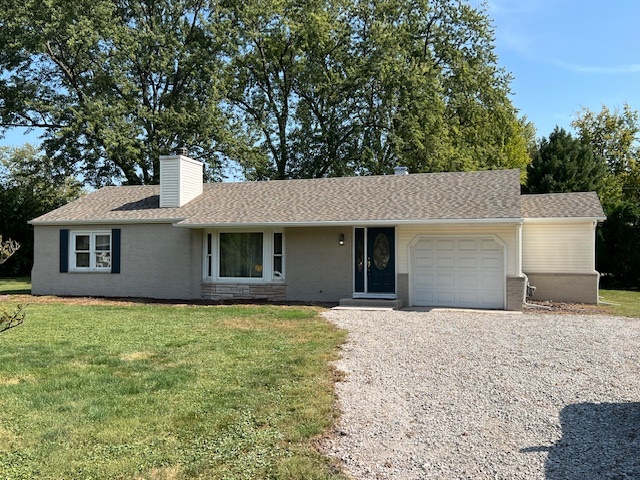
<box><xmin>337</xmin><ymin>298</ymin><xmax>404</xmax><ymax>310</ymax></box>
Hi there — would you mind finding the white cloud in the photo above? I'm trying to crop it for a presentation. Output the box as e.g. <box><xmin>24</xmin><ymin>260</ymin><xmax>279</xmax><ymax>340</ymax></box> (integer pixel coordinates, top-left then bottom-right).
<box><xmin>552</xmin><ymin>59</ymin><xmax>640</xmax><ymax>75</ymax></box>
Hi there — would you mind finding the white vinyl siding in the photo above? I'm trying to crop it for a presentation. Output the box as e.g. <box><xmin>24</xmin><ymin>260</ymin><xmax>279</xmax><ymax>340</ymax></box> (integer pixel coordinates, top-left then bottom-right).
<box><xmin>159</xmin><ymin>159</ymin><xmax>179</xmax><ymax>207</ymax></box>
<box><xmin>159</xmin><ymin>155</ymin><xmax>203</xmax><ymax>207</ymax></box>
<box><xmin>522</xmin><ymin>222</ymin><xmax>596</xmax><ymax>274</ymax></box>
<box><xmin>397</xmin><ymin>224</ymin><xmax>519</xmax><ymax>276</ymax></box>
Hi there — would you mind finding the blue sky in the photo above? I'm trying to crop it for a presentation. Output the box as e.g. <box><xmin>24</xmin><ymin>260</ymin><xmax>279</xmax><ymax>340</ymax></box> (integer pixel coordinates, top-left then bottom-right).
<box><xmin>2</xmin><ymin>0</ymin><xmax>639</xmax><ymax>148</ymax></box>
<box><xmin>486</xmin><ymin>0</ymin><xmax>640</xmax><ymax>138</ymax></box>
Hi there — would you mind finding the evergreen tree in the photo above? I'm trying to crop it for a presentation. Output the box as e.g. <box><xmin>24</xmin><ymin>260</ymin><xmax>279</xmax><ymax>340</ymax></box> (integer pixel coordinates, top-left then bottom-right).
<box><xmin>526</xmin><ymin>127</ymin><xmax>607</xmax><ymax>194</ymax></box>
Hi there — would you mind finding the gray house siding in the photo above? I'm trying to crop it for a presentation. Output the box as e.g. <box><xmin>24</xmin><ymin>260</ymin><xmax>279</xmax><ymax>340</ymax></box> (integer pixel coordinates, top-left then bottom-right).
<box><xmin>32</xmin><ymin>224</ymin><xmax>202</xmax><ymax>299</ymax></box>
<box><xmin>284</xmin><ymin>227</ymin><xmax>352</xmax><ymax>303</ymax></box>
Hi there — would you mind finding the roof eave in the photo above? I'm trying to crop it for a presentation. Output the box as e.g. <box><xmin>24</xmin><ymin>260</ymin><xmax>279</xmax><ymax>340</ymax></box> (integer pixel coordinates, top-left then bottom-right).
<box><xmin>173</xmin><ymin>217</ymin><xmax>525</xmax><ymax>229</ymax></box>
<box><xmin>29</xmin><ymin>217</ymin><xmax>184</xmax><ymax>226</ymax></box>
<box><xmin>523</xmin><ymin>216</ymin><xmax>606</xmax><ymax>223</ymax></box>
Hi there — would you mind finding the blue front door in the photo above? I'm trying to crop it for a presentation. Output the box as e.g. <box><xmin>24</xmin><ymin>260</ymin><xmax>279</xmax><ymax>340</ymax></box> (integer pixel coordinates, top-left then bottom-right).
<box><xmin>354</xmin><ymin>227</ymin><xmax>395</xmax><ymax>294</ymax></box>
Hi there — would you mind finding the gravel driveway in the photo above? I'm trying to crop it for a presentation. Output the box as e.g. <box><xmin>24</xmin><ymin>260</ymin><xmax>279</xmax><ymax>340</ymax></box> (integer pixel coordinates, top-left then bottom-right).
<box><xmin>322</xmin><ymin>309</ymin><xmax>640</xmax><ymax>480</ymax></box>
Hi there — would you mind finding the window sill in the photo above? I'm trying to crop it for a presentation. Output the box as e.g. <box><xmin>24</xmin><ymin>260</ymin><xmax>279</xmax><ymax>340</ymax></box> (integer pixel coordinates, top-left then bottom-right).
<box><xmin>68</xmin><ymin>269</ymin><xmax>112</xmax><ymax>274</ymax></box>
<box><xmin>203</xmin><ymin>278</ymin><xmax>285</xmax><ymax>284</ymax></box>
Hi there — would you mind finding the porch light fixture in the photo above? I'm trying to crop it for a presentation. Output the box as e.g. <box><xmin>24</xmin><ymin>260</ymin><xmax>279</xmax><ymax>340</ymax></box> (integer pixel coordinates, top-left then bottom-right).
<box><xmin>339</xmin><ymin>233</ymin><xmax>345</xmax><ymax>245</ymax></box>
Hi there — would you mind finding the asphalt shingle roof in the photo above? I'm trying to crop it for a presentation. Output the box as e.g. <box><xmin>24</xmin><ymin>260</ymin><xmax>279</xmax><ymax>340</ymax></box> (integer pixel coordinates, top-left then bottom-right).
<box><xmin>30</xmin><ymin>169</ymin><xmax>605</xmax><ymax>226</ymax></box>
<box><xmin>520</xmin><ymin>192</ymin><xmax>605</xmax><ymax>219</ymax></box>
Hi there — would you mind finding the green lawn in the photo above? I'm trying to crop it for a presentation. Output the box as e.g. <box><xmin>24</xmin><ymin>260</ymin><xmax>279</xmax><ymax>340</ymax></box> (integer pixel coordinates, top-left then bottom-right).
<box><xmin>0</xmin><ymin>277</ymin><xmax>31</xmax><ymax>294</ymax></box>
<box><xmin>600</xmin><ymin>289</ymin><xmax>640</xmax><ymax>318</ymax></box>
<box><xmin>0</xmin><ymin>283</ymin><xmax>347</xmax><ymax>479</ymax></box>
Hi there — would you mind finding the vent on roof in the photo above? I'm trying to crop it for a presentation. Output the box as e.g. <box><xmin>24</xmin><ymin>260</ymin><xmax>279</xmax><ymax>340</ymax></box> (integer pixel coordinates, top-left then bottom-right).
<box><xmin>394</xmin><ymin>166</ymin><xmax>409</xmax><ymax>175</ymax></box>
<box><xmin>159</xmin><ymin>151</ymin><xmax>203</xmax><ymax>208</ymax></box>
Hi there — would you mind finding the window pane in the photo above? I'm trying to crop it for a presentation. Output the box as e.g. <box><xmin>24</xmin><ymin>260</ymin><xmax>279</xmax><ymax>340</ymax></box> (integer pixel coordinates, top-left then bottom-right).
<box><xmin>95</xmin><ymin>252</ymin><xmax>111</xmax><ymax>268</ymax></box>
<box><xmin>95</xmin><ymin>235</ymin><xmax>110</xmax><ymax>251</ymax></box>
<box><xmin>76</xmin><ymin>252</ymin><xmax>90</xmax><ymax>267</ymax></box>
<box><xmin>274</xmin><ymin>256</ymin><xmax>282</xmax><ymax>276</ymax></box>
<box><xmin>220</xmin><ymin>233</ymin><xmax>263</xmax><ymax>278</ymax></box>
<box><xmin>75</xmin><ymin>235</ymin><xmax>90</xmax><ymax>251</ymax></box>
<box><xmin>274</xmin><ymin>232</ymin><xmax>283</xmax><ymax>255</ymax></box>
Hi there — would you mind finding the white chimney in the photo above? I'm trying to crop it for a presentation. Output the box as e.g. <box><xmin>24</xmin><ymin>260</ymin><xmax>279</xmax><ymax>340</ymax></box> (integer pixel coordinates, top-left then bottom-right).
<box><xmin>394</xmin><ymin>166</ymin><xmax>409</xmax><ymax>175</ymax></box>
<box><xmin>159</xmin><ymin>150</ymin><xmax>203</xmax><ymax>208</ymax></box>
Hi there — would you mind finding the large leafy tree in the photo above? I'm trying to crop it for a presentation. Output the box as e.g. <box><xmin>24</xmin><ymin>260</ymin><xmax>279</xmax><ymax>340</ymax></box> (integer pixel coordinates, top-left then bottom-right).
<box><xmin>225</xmin><ymin>0</ymin><xmax>531</xmax><ymax>180</ymax></box>
<box><xmin>0</xmin><ymin>145</ymin><xmax>83</xmax><ymax>275</ymax></box>
<box><xmin>526</xmin><ymin>127</ymin><xmax>607</xmax><ymax>194</ymax></box>
<box><xmin>0</xmin><ymin>0</ymin><xmax>234</xmax><ymax>186</ymax></box>
<box><xmin>572</xmin><ymin>103</ymin><xmax>640</xmax><ymax>204</ymax></box>
<box><xmin>2</xmin><ymin>0</ymin><xmax>529</xmax><ymax>183</ymax></box>
<box><xmin>348</xmin><ymin>0</ymin><xmax>530</xmax><ymax>176</ymax></box>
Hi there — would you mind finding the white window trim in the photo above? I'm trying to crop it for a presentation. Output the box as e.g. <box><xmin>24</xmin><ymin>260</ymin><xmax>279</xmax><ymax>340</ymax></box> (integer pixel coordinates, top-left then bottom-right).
<box><xmin>202</xmin><ymin>229</ymin><xmax>285</xmax><ymax>283</ymax></box>
<box><xmin>69</xmin><ymin>231</ymin><xmax>112</xmax><ymax>272</ymax></box>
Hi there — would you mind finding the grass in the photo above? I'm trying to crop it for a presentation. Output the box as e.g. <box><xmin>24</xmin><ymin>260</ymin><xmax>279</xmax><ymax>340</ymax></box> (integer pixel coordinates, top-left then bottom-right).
<box><xmin>600</xmin><ymin>289</ymin><xmax>640</xmax><ymax>318</ymax></box>
<box><xmin>0</xmin><ymin>280</ymin><xmax>347</xmax><ymax>479</ymax></box>
<box><xmin>0</xmin><ymin>277</ymin><xmax>31</xmax><ymax>294</ymax></box>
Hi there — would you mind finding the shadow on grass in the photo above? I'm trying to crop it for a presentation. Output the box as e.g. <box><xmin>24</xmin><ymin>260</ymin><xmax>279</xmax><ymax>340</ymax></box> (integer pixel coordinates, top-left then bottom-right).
<box><xmin>522</xmin><ymin>402</ymin><xmax>640</xmax><ymax>479</ymax></box>
<box><xmin>0</xmin><ymin>277</ymin><xmax>31</xmax><ymax>295</ymax></box>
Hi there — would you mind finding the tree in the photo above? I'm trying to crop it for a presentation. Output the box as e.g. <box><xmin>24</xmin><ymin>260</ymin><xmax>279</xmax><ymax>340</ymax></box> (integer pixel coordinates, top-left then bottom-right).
<box><xmin>0</xmin><ymin>235</ymin><xmax>20</xmax><ymax>265</ymax></box>
<box><xmin>526</xmin><ymin>127</ymin><xmax>607</xmax><ymax>194</ymax></box>
<box><xmin>0</xmin><ymin>144</ymin><xmax>83</xmax><ymax>276</ymax></box>
<box><xmin>2</xmin><ymin>0</ymin><xmax>530</xmax><ymax>183</ymax></box>
<box><xmin>572</xmin><ymin>104</ymin><xmax>640</xmax><ymax>288</ymax></box>
<box><xmin>0</xmin><ymin>0</ymin><xmax>236</xmax><ymax>186</ymax></box>
<box><xmin>225</xmin><ymin>0</ymin><xmax>531</xmax><ymax>180</ymax></box>
<box><xmin>572</xmin><ymin>103</ymin><xmax>640</xmax><ymax>204</ymax></box>
<box><xmin>0</xmin><ymin>236</ymin><xmax>25</xmax><ymax>335</ymax></box>
<box><xmin>596</xmin><ymin>201</ymin><xmax>640</xmax><ymax>288</ymax></box>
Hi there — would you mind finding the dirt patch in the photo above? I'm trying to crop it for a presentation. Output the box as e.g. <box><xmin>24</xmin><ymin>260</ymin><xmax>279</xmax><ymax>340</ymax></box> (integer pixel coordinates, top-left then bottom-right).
<box><xmin>524</xmin><ymin>300</ymin><xmax>612</xmax><ymax>315</ymax></box>
<box><xmin>120</xmin><ymin>351</ymin><xmax>154</xmax><ymax>362</ymax></box>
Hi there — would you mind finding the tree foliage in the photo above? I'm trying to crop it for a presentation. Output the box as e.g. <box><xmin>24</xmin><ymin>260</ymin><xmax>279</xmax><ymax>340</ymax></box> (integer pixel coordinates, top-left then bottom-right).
<box><xmin>570</xmin><ymin>104</ymin><xmax>640</xmax><ymax>289</ymax></box>
<box><xmin>0</xmin><ymin>145</ymin><xmax>83</xmax><ymax>275</ymax></box>
<box><xmin>0</xmin><ymin>0</ymin><xmax>235</xmax><ymax>186</ymax></box>
<box><xmin>226</xmin><ymin>0</ymin><xmax>531</xmax><ymax>180</ymax></box>
<box><xmin>0</xmin><ymin>235</ymin><xmax>20</xmax><ymax>265</ymax></box>
<box><xmin>596</xmin><ymin>201</ymin><xmax>640</xmax><ymax>289</ymax></box>
<box><xmin>0</xmin><ymin>304</ymin><xmax>26</xmax><ymax>335</ymax></box>
<box><xmin>525</xmin><ymin>127</ymin><xmax>607</xmax><ymax>194</ymax></box>
<box><xmin>572</xmin><ymin>103</ymin><xmax>640</xmax><ymax>205</ymax></box>
<box><xmin>1</xmin><ymin>0</ymin><xmax>530</xmax><ymax>184</ymax></box>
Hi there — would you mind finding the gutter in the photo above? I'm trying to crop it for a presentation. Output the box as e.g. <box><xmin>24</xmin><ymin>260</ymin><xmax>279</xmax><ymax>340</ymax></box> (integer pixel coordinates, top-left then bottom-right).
<box><xmin>172</xmin><ymin>218</ymin><xmax>526</xmax><ymax>229</ymax></box>
<box><xmin>28</xmin><ymin>218</ymin><xmax>185</xmax><ymax>226</ymax></box>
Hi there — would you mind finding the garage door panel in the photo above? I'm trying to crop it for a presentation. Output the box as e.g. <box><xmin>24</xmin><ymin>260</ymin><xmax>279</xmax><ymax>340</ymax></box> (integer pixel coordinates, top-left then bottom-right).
<box><xmin>437</xmin><ymin>256</ymin><xmax>455</xmax><ymax>268</ymax></box>
<box><xmin>458</xmin><ymin>239</ymin><xmax>477</xmax><ymax>251</ymax></box>
<box><xmin>481</xmin><ymin>257</ymin><xmax>500</xmax><ymax>269</ymax></box>
<box><xmin>459</xmin><ymin>291</ymin><xmax>479</xmax><ymax>303</ymax></box>
<box><xmin>459</xmin><ymin>257</ymin><xmax>478</xmax><ymax>268</ymax></box>
<box><xmin>481</xmin><ymin>274</ymin><xmax>502</xmax><ymax>288</ymax></box>
<box><xmin>435</xmin><ymin>291</ymin><xmax>455</xmax><ymax>304</ymax></box>
<box><xmin>414</xmin><ymin>273</ymin><xmax>434</xmax><ymax>287</ymax></box>
<box><xmin>436</xmin><ymin>273</ymin><xmax>455</xmax><ymax>287</ymax></box>
<box><xmin>436</xmin><ymin>239</ymin><xmax>455</xmax><ymax>251</ymax></box>
<box><xmin>481</xmin><ymin>239</ymin><xmax>501</xmax><ymax>251</ymax></box>
<box><xmin>411</xmin><ymin>236</ymin><xmax>504</xmax><ymax>309</ymax></box>
<box><xmin>459</xmin><ymin>274</ymin><xmax>479</xmax><ymax>288</ymax></box>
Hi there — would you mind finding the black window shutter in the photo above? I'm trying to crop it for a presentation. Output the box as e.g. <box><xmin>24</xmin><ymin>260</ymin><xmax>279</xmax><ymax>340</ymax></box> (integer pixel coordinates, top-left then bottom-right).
<box><xmin>111</xmin><ymin>228</ymin><xmax>121</xmax><ymax>274</ymax></box>
<box><xmin>59</xmin><ymin>229</ymin><xmax>69</xmax><ymax>273</ymax></box>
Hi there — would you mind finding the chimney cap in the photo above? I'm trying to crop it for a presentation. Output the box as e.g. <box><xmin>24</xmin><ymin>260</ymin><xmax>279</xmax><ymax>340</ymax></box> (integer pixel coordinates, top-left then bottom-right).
<box><xmin>175</xmin><ymin>146</ymin><xmax>189</xmax><ymax>156</ymax></box>
<box><xmin>394</xmin><ymin>166</ymin><xmax>409</xmax><ymax>175</ymax></box>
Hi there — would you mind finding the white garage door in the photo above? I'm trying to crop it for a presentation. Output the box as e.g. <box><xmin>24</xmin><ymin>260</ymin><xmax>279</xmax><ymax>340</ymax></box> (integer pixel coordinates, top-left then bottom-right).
<box><xmin>411</xmin><ymin>237</ymin><xmax>504</xmax><ymax>309</ymax></box>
